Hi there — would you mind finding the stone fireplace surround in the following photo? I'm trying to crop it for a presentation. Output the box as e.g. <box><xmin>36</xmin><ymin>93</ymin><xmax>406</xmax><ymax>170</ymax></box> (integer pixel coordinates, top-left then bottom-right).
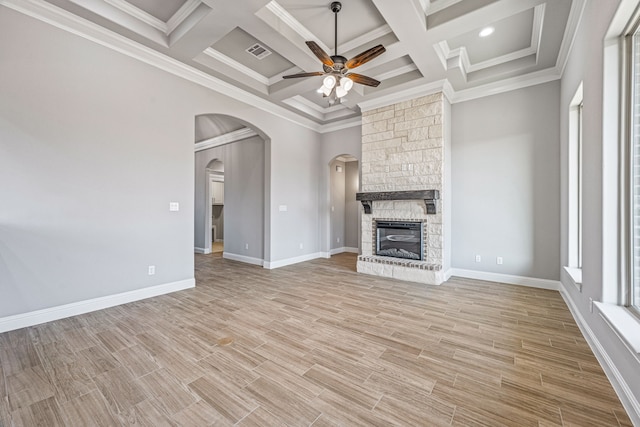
<box><xmin>356</xmin><ymin>92</ymin><xmax>449</xmax><ymax>285</ymax></box>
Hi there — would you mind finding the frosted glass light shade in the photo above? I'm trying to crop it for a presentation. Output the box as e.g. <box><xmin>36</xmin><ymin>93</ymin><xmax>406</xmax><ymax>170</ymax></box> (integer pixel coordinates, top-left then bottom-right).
<box><xmin>340</xmin><ymin>77</ymin><xmax>353</xmax><ymax>91</ymax></box>
<box><xmin>323</xmin><ymin>75</ymin><xmax>337</xmax><ymax>89</ymax></box>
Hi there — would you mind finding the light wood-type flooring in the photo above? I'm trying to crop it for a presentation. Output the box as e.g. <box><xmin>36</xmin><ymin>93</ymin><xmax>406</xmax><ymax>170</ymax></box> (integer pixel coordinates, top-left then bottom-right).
<box><xmin>0</xmin><ymin>253</ymin><xmax>633</xmax><ymax>426</ymax></box>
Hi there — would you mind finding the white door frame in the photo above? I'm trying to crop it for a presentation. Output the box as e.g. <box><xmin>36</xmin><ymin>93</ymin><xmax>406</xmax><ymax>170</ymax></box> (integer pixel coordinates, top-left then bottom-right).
<box><xmin>205</xmin><ymin>169</ymin><xmax>224</xmax><ymax>254</ymax></box>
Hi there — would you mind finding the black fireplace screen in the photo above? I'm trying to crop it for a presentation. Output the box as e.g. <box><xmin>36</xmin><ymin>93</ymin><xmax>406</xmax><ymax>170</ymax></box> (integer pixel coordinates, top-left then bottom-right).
<box><xmin>376</xmin><ymin>221</ymin><xmax>423</xmax><ymax>260</ymax></box>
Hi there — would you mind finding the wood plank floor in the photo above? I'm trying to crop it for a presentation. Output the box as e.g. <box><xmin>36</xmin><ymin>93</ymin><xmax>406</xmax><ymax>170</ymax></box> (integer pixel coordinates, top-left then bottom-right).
<box><xmin>0</xmin><ymin>253</ymin><xmax>633</xmax><ymax>426</ymax></box>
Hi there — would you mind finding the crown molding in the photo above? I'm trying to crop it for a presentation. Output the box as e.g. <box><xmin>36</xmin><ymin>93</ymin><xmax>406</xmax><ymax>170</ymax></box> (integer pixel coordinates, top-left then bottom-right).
<box><xmin>166</xmin><ymin>0</ymin><xmax>200</xmax><ymax>35</ymax></box>
<box><xmin>317</xmin><ymin>116</ymin><xmax>362</xmax><ymax>133</ymax></box>
<box><xmin>339</xmin><ymin>24</ymin><xmax>393</xmax><ymax>54</ymax></box>
<box><xmin>374</xmin><ymin>64</ymin><xmax>419</xmax><ymax>81</ymax></box>
<box><xmin>203</xmin><ymin>48</ymin><xmax>270</xmax><ymax>86</ymax></box>
<box><xmin>103</xmin><ymin>0</ymin><xmax>166</xmax><ymax>32</ymax></box>
<box><xmin>264</xmin><ymin>0</ymin><xmax>331</xmax><ymax>55</ymax></box>
<box><xmin>423</xmin><ymin>0</ymin><xmax>463</xmax><ymax>15</ymax></box>
<box><xmin>358</xmin><ymin>79</ymin><xmax>450</xmax><ymax>112</ymax></box>
<box><xmin>450</xmin><ymin>68</ymin><xmax>560</xmax><ymax>103</ymax></box>
<box><xmin>194</xmin><ymin>128</ymin><xmax>258</xmax><ymax>152</ymax></box>
<box><xmin>556</xmin><ymin>0</ymin><xmax>587</xmax><ymax>77</ymax></box>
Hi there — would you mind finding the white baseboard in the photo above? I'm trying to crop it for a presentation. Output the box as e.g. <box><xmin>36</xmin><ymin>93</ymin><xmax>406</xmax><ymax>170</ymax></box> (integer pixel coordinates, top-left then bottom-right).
<box><xmin>222</xmin><ymin>252</ymin><xmax>264</xmax><ymax>266</ymax></box>
<box><xmin>559</xmin><ymin>282</ymin><xmax>640</xmax><ymax>426</ymax></box>
<box><xmin>450</xmin><ymin>268</ymin><xmax>561</xmax><ymax>290</ymax></box>
<box><xmin>329</xmin><ymin>246</ymin><xmax>359</xmax><ymax>255</ymax></box>
<box><xmin>264</xmin><ymin>252</ymin><xmax>325</xmax><ymax>269</ymax></box>
<box><xmin>443</xmin><ymin>268</ymin><xmax>453</xmax><ymax>281</ymax></box>
<box><xmin>0</xmin><ymin>278</ymin><xmax>195</xmax><ymax>333</ymax></box>
<box><xmin>194</xmin><ymin>247</ymin><xmax>211</xmax><ymax>254</ymax></box>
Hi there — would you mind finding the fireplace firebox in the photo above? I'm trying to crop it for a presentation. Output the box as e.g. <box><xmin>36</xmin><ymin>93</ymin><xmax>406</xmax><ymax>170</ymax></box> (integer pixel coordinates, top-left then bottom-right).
<box><xmin>376</xmin><ymin>221</ymin><xmax>423</xmax><ymax>260</ymax></box>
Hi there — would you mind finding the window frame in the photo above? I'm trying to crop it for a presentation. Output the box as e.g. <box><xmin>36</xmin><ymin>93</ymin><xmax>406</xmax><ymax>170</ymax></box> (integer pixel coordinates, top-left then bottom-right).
<box><xmin>564</xmin><ymin>85</ymin><xmax>584</xmax><ymax>290</ymax></box>
<box><xmin>627</xmin><ymin>23</ymin><xmax>640</xmax><ymax>316</ymax></box>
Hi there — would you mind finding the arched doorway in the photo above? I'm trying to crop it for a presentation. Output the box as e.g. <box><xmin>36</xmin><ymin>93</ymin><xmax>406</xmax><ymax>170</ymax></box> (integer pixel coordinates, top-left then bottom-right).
<box><xmin>194</xmin><ymin>114</ymin><xmax>270</xmax><ymax>265</ymax></box>
<box><xmin>328</xmin><ymin>154</ymin><xmax>360</xmax><ymax>255</ymax></box>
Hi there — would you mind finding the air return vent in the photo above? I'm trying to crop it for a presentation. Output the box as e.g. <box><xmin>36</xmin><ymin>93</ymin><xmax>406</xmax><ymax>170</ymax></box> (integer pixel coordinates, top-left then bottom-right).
<box><xmin>246</xmin><ymin>43</ymin><xmax>272</xmax><ymax>60</ymax></box>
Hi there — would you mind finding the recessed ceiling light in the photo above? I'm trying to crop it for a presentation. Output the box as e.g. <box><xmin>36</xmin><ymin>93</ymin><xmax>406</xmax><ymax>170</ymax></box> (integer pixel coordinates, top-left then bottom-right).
<box><xmin>479</xmin><ymin>27</ymin><xmax>494</xmax><ymax>37</ymax></box>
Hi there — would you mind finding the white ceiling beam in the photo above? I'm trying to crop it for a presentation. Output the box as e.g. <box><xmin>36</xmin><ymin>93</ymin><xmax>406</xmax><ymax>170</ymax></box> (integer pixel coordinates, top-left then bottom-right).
<box><xmin>371</xmin><ymin>0</ymin><xmax>432</xmax><ymax>80</ymax></box>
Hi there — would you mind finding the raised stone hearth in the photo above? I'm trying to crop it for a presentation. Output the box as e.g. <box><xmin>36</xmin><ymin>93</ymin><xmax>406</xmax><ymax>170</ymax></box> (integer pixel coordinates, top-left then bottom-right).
<box><xmin>357</xmin><ymin>92</ymin><xmax>450</xmax><ymax>285</ymax></box>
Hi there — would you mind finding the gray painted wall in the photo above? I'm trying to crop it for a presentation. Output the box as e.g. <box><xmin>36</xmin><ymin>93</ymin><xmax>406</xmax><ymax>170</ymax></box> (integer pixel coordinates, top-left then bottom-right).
<box><xmin>451</xmin><ymin>81</ymin><xmax>561</xmax><ymax>280</ymax></box>
<box><xmin>0</xmin><ymin>7</ymin><xmax>324</xmax><ymax>318</ymax></box>
<box><xmin>194</xmin><ymin>137</ymin><xmax>265</xmax><ymax>259</ymax></box>
<box><xmin>345</xmin><ymin>161</ymin><xmax>359</xmax><ymax>249</ymax></box>
<box><xmin>560</xmin><ymin>0</ymin><xmax>640</xmax><ymax>422</ymax></box>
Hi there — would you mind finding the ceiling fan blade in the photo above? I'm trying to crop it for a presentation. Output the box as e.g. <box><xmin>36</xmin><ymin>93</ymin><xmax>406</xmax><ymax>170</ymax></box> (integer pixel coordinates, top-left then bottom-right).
<box><xmin>346</xmin><ymin>73</ymin><xmax>381</xmax><ymax>87</ymax></box>
<box><xmin>306</xmin><ymin>41</ymin><xmax>334</xmax><ymax>67</ymax></box>
<box><xmin>282</xmin><ymin>72</ymin><xmax>325</xmax><ymax>79</ymax></box>
<box><xmin>345</xmin><ymin>45</ymin><xmax>386</xmax><ymax>69</ymax></box>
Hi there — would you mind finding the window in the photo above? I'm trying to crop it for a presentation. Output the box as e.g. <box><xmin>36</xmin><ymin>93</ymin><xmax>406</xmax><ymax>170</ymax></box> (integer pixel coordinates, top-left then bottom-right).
<box><xmin>594</xmin><ymin>0</ymin><xmax>640</xmax><ymax>358</ymax></box>
<box><xmin>630</xmin><ymin>27</ymin><xmax>640</xmax><ymax>313</ymax></box>
<box><xmin>565</xmin><ymin>84</ymin><xmax>583</xmax><ymax>289</ymax></box>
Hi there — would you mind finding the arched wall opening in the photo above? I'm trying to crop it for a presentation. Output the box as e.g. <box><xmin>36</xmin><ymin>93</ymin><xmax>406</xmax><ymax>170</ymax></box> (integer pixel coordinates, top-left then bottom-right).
<box><xmin>328</xmin><ymin>154</ymin><xmax>360</xmax><ymax>255</ymax></box>
<box><xmin>194</xmin><ymin>114</ymin><xmax>270</xmax><ymax>265</ymax></box>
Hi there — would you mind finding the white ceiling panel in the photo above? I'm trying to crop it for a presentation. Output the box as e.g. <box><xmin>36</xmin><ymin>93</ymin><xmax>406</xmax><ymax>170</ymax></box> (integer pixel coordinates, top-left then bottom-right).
<box><xmin>212</xmin><ymin>27</ymin><xmax>296</xmax><ymax>78</ymax></box>
<box><xmin>278</xmin><ymin>0</ymin><xmax>387</xmax><ymax>52</ymax></box>
<box><xmin>126</xmin><ymin>0</ymin><xmax>188</xmax><ymax>22</ymax></box>
<box><xmin>447</xmin><ymin>8</ymin><xmax>534</xmax><ymax>64</ymax></box>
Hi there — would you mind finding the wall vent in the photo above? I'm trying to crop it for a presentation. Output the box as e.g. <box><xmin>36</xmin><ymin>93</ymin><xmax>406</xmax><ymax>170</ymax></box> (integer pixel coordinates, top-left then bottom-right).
<box><xmin>246</xmin><ymin>43</ymin><xmax>272</xmax><ymax>60</ymax></box>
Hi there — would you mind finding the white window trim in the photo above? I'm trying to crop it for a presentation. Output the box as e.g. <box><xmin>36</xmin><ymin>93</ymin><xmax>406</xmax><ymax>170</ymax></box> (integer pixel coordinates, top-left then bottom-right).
<box><xmin>597</xmin><ymin>0</ymin><xmax>640</xmax><ymax>358</ymax></box>
<box><xmin>564</xmin><ymin>266</ymin><xmax>582</xmax><ymax>291</ymax></box>
<box><xmin>595</xmin><ymin>302</ymin><xmax>640</xmax><ymax>357</ymax></box>
<box><xmin>565</xmin><ymin>84</ymin><xmax>583</xmax><ymax>292</ymax></box>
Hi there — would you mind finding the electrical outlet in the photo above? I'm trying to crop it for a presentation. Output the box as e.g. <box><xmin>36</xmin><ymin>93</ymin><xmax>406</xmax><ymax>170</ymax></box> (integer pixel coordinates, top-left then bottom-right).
<box><xmin>169</xmin><ymin>202</ymin><xmax>179</xmax><ymax>211</ymax></box>
<box><xmin>589</xmin><ymin>297</ymin><xmax>593</xmax><ymax>313</ymax></box>
<box><xmin>245</xmin><ymin>243</ymin><xmax>249</xmax><ymax>250</ymax></box>
<box><xmin>337</xmin><ymin>237</ymin><xmax>340</xmax><ymax>243</ymax></box>
<box><xmin>475</xmin><ymin>255</ymin><xmax>481</xmax><ymax>263</ymax></box>
<box><xmin>496</xmin><ymin>257</ymin><xmax>503</xmax><ymax>265</ymax></box>
<box><xmin>299</xmin><ymin>243</ymin><xmax>304</xmax><ymax>249</ymax></box>
<box><xmin>148</xmin><ymin>265</ymin><xmax>155</xmax><ymax>275</ymax></box>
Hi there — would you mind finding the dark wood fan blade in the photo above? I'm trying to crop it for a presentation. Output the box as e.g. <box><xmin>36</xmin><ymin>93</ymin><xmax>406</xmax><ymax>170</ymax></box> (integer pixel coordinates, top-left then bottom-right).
<box><xmin>306</xmin><ymin>41</ymin><xmax>334</xmax><ymax>67</ymax></box>
<box><xmin>346</xmin><ymin>73</ymin><xmax>381</xmax><ymax>87</ymax></box>
<box><xmin>282</xmin><ymin>72</ymin><xmax>325</xmax><ymax>79</ymax></box>
<box><xmin>345</xmin><ymin>45</ymin><xmax>386</xmax><ymax>69</ymax></box>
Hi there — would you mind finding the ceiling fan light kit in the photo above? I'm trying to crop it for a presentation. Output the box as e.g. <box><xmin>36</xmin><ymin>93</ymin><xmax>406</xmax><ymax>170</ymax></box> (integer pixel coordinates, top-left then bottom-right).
<box><xmin>282</xmin><ymin>1</ymin><xmax>386</xmax><ymax>105</ymax></box>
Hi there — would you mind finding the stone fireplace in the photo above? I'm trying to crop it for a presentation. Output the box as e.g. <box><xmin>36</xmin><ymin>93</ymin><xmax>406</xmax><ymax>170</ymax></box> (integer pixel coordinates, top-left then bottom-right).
<box><xmin>356</xmin><ymin>92</ymin><xmax>450</xmax><ymax>285</ymax></box>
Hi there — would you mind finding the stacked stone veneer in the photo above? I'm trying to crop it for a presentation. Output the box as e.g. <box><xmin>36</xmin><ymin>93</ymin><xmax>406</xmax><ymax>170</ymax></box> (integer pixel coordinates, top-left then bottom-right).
<box><xmin>357</xmin><ymin>92</ymin><xmax>446</xmax><ymax>285</ymax></box>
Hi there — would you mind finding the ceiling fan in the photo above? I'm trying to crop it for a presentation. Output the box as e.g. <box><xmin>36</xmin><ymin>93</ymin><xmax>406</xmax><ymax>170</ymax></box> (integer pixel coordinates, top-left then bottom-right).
<box><xmin>282</xmin><ymin>1</ymin><xmax>386</xmax><ymax>103</ymax></box>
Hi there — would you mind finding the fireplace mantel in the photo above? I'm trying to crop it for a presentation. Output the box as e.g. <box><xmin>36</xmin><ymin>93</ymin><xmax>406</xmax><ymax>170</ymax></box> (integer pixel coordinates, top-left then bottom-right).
<box><xmin>356</xmin><ymin>190</ymin><xmax>440</xmax><ymax>215</ymax></box>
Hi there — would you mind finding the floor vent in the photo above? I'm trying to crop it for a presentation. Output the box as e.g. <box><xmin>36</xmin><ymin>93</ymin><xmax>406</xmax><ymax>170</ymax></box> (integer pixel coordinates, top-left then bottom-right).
<box><xmin>246</xmin><ymin>43</ymin><xmax>272</xmax><ymax>60</ymax></box>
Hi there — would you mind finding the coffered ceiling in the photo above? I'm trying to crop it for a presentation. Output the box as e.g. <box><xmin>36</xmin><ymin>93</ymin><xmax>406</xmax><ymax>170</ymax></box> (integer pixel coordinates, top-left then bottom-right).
<box><xmin>9</xmin><ymin>0</ymin><xmax>582</xmax><ymax>128</ymax></box>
